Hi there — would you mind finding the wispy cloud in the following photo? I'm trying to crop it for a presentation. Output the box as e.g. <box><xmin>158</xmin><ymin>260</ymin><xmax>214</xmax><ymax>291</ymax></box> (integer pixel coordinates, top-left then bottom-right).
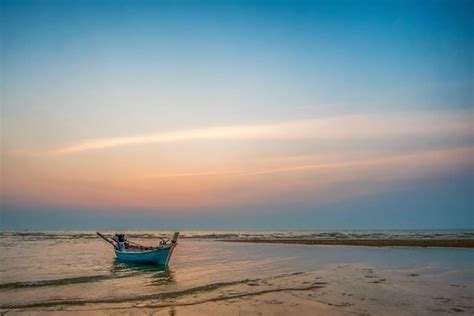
<box><xmin>142</xmin><ymin>146</ymin><xmax>474</xmax><ymax>179</ymax></box>
<box><xmin>53</xmin><ymin>112</ymin><xmax>472</xmax><ymax>154</ymax></box>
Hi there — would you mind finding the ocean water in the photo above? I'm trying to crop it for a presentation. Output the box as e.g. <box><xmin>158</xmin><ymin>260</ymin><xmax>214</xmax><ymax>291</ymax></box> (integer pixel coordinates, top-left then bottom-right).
<box><xmin>0</xmin><ymin>230</ymin><xmax>473</xmax><ymax>315</ymax></box>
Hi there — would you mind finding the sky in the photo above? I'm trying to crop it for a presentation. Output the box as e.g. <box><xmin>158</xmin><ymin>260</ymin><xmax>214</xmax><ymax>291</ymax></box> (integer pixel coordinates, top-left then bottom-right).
<box><xmin>1</xmin><ymin>0</ymin><xmax>473</xmax><ymax>230</ymax></box>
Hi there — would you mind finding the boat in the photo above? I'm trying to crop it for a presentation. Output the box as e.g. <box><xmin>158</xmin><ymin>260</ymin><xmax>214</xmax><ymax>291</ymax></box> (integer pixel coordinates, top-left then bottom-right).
<box><xmin>97</xmin><ymin>231</ymin><xmax>179</xmax><ymax>265</ymax></box>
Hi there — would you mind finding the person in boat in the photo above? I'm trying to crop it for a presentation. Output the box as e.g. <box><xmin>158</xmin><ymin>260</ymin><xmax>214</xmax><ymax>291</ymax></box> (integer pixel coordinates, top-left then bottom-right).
<box><xmin>113</xmin><ymin>233</ymin><xmax>152</xmax><ymax>251</ymax></box>
<box><xmin>114</xmin><ymin>233</ymin><xmax>126</xmax><ymax>251</ymax></box>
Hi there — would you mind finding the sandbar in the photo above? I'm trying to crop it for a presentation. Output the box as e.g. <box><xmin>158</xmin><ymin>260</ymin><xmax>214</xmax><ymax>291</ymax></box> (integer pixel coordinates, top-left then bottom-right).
<box><xmin>221</xmin><ymin>239</ymin><xmax>474</xmax><ymax>248</ymax></box>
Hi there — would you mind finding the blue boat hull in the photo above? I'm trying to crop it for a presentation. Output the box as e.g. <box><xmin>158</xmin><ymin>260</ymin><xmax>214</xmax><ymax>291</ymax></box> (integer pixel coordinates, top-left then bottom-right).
<box><xmin>115</xmin><ymin>245</ymin><xmax>173</xmax><ymax>265</ymax></box>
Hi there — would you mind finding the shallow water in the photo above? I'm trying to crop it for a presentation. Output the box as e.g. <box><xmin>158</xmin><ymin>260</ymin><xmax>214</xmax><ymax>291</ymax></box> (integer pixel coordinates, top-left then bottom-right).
<box><xmin>0</xmin><ymin>231</ymin><xmax>473</xmax><ymax>314</ymax></box>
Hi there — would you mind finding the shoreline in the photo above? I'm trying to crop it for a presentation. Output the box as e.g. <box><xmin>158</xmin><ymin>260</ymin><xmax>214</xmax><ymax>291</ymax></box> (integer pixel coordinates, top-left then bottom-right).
<box><xmin>220</xmin><ymin>239</ymin><xmax>474</xmax><ymax>248</ymax></box>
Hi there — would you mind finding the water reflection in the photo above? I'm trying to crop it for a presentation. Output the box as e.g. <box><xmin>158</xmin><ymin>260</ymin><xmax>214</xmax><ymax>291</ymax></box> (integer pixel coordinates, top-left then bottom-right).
<box><xmin>111</xmin><ymin>259</ymin><xmax>175</xmax><ymax>286</ymax></box>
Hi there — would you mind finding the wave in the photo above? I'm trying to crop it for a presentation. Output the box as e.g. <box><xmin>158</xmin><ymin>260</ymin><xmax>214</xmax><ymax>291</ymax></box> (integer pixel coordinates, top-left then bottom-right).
<box><xmin>0</xmin><ymin>273</ymin><xmax>134</xmax><ymax>290</ymax></box>
<box><xmin>0</xmin><ymin>275</ymin><xmax>111</xmax><ymax>289</ymax></box>
<box><xmin>0</xmin><ymin>272</ymin><xmax>317</xmax><ymax>310</ymax></box>
<box><xmin>1</xmin><ymin>230</ymin><xmax>473</xmax><ymax>241</ymax></box>
<box><xmin>0</xmin><ymin>264</ymin><xmax>170</xmax><ymax>290</ymax></box>
<box><xmin>0</xmin><ymin>279</ymin><xmax>259</xmax><ymax>309</ymax></box>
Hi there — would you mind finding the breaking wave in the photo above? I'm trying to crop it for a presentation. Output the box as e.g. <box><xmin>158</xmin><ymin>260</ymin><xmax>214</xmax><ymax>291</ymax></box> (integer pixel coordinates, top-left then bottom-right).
<box><xmin>1</xmin><ymin>230</ymin><xmax>473</xmax><ymax>241</ymax></box>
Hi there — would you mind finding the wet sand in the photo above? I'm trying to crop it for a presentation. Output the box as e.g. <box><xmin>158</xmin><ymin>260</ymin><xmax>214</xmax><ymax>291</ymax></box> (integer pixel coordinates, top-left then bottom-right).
<box><xmin>222</xmin><ymin>239</ymin><xmax>474</xmax><ymax>248</ymax></box>
<box><xmin>101</xmin><ymin>292</ymin><xmax>346</xmax><ymax>316</ymax></box>
<box><xmin>4</xmin><ymin>292</ymin><xmax>344</xmax><ymax>316</ymax></box>
<box><xmin>5</xmin><ymin>263</ymin><xmax>472</xmax><ymax>315</ymax></box>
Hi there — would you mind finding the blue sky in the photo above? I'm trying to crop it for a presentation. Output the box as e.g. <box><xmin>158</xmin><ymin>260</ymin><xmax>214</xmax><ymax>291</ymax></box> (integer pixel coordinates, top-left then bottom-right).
<box><xmin>1</xmin><ymin>0</ymin><xmax>473</xmax><ymax>229</ymax></box>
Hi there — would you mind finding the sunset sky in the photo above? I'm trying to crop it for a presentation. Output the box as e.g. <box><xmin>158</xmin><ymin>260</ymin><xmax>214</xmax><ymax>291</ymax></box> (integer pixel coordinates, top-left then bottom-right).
<box><xmin>1</xmin><ymin>0</ymin><xmax>473</xmax><ymax>229</ymax></box>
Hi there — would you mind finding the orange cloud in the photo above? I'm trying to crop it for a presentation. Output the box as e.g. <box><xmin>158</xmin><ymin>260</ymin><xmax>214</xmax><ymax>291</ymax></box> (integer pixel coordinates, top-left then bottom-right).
<box><xmin>3</xmin><ymin>146</ymin><xmax>472</xmax><ymax>213</ymax></box>
<box><xmin>52</xmin><ymin>111</ymin><xmax>472</xmax><ymax>154</ymax></box>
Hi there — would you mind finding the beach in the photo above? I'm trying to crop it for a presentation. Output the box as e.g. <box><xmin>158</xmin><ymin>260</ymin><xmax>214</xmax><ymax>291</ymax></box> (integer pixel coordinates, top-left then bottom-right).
<box><xmin>1</xmin><ymin>231</ymin><xmax>473</xmax><ymax>315</ymax></box>
<box><xmin>2</xmin><ymin>0</ymin><xmax>473</xmax><ymax>314</ymax></box>
<box><xmin>222</xmin><ymin>239</ymin><xmax>474</xmax><ymax>248</ymax></box>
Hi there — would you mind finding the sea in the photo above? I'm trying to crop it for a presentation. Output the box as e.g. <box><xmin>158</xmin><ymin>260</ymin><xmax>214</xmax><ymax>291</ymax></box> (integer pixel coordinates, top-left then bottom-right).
<box><xmin>0</xmin><ymin>230</ymin><xmax>473</xmax><ymax>315</ymax></box>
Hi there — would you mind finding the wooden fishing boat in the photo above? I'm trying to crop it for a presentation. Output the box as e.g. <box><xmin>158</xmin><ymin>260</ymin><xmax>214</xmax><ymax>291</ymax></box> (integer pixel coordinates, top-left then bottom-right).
<box><xmin>97</xmin><ymin>232</ymin><xmax>179</xmax><ymax>265</ymax></box>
